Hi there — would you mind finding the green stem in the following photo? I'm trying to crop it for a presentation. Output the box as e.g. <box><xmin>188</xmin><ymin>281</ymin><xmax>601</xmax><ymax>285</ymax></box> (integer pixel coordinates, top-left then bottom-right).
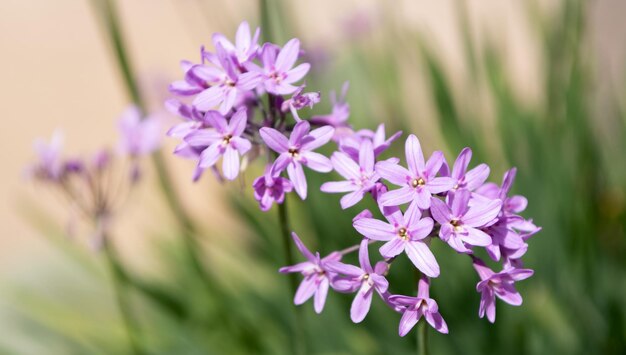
<box><xmin>277</xmin><ymin>201</ymin><xmax>306</xmax><ymax>355</ymax></box>
<box><xmin>417</xmin><ymin>319</ymin><xmax>428</xmax><ymax>355</ymax></box>
<box><xmin>103</xmin><ymin>237</ymin><xmax>144</xmax><ymax>355</ymax></box>
<box><xmin>88</xmin><ymin>0</ymin><xmax>212</xmax><ymax>289</ymax></box>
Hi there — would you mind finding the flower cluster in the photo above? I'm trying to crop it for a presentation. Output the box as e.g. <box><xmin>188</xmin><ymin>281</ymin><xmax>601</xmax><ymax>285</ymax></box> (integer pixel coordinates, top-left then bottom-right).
<box><xmin>166</xmin><ymin>22</ymin><xmax>398</xmax><ymax>210</ymax></box>
<box><xmin>166</xmin><ymin>21</ymin><xmax>540</xmax><ymax>336</ymax></box>
<box><xmin>283</xmin><ymin>136</ymin><xmax>540</xmax><ymax>335</ymax></box>
<box><xmin>27</xmin><ymin>106</ymin><xmax>161</xmax><ymax>247</ymax></box>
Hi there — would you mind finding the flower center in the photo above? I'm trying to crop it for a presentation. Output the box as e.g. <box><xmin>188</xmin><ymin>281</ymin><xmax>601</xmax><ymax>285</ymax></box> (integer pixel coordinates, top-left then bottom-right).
<box><xmin>411</xmin><ymin>177</ymin><xmax>426</xmax><ymax>188</ymax></box>
<box><xmin>398</xmin><ymin>227</ymin><xmax>409</xmax><ymax>240</ymax></box>
<box><xmin>450</xmin><ymin>219</ymin><xmax>463</xmax><ymax>232</ymax></box>
<box><xmin>288</xmin><ymin>148</ymin><xmax>299</xmax><ymax>158</ymax></box>
<box><xmin>222</xmin><ymin>134</ymin><xmax>232</xmax><ymax>144</ymax></box>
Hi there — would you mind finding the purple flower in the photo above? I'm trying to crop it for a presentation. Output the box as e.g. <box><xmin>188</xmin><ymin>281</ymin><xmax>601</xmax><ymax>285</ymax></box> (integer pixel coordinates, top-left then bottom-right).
<box><xmin>472</xmin><ymin>257</ymin><xmax>534</xmax><ymax>323</ymax></box>
<box><xmin>310</xmin><ymin>81</ymin><xmax>350</xmax><ymax>129</ymax></box>
<box><xmin>325</xmin><ymin>239</ymin><xmax>389</xmax><ymax>323</ymax></box>
<box><xmin>117</xmin><ymin>106</ymin><xmax>162</xmax><ymax>157</ymax></box>
<box><xmin>338</xmin><ymin>124</ymin><xmax>403</xmax><ymax>161</ymax></box>
<box><xmin>430</xmin><ymin>189</ymin><xmax>501</xmax><ymax>253</ymax></box>
<box><xmin>445</xmin><ymin>148</ymin><xmax>490</xmax><ymax>191</ymax></box>
<box><xmin>211</xmin><ymin>21</ymin><xmax>260</xmax><ymax>67</ymax></box>
<box><xmin>191</xmin><ymin>44</ymin><xmax>263</xmax><ymax>114</ymax></box>
<box><xmin>252</xmin><ymin>169</ymin><xmax>293</xmax><ymax>211</ymax></box>
<box><xmin>377</xmin><ymin>135</ymin><xmax>455</xmax><ymax>210</ymax></box>
<box><xmin>260</xmin><ymin>121</ymin><xmax>334</xmax><ymax>199</ymax></box>
<box><xmin>168</xmin><ymin>60</ymin><xmax>207</xmax><ymax>96</ymax></box>
<box><xmin>281</xmin><ymin>85</ymin><xmax>320</xmax><ymax>121</ymax></box>
<box><xmin>320</xmin><ymin>139</ymin><xmax>380</xmax><ymax>209</ymax></box>
<box><xmin>388</xmin><ymin>276</ymin><xmax>449</xmax><ymax>336</ymax></box>
<box><xmin>184</xmin><ymin>108</ymin><xmax>252</xmax><ymax>180</ymax></box>
<box><xmin>353</xmin><ymin>204</ymin><xmax>439</xmax><ymax>277</ymax></box>
<box><xmin>30</xmin><ymin>130</ymin><xmax>64</xmax><ymax>181</ymax></box>
<box><xmin>279</xmin><ymin>233</ymin><xmax>341</xmax><ymax>314</ymax></box>
<box><xmin>245</xmin><ymin>39</ymin><xmax>310</xmax><ymax>95</ymax></box>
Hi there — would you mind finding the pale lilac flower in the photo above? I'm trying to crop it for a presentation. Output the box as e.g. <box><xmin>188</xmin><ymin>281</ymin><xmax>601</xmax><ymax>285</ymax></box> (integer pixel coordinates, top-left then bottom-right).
<box><xmin>252</xmin><ymin>169</ymin><xmax>293</xmax><ymax>211</ymax></box>
<box><xmin>168</xmin><ymin>60</ymin><xmax>207</xmax><ymax>96</ymax></box>
<box><xmin>245</xmin><ymin>39</ymin><xmax>310</xmax><ymax>95</ymax></box>
<box><xmin>339</xmin><ymin>124</ymin><xmax>402</xmax><ymax>160</ymax></box>
<box><xmin>472</xmin><ymin>257</ymin><xmax>534</xmax><ymax>323</ymax></box>
<box><xmin>320</xmin><ymin>140</ymin><xmax>379</xmax><ymax>209</ymax></box>
<box><xmin>325</xmin><ymin>239</ymin><xmax>389</xmax><ymax>323</ymax></box>
<box><xmin>279</xmin><ymin>233</ymin><xmax>341</xmax><ymax>314</ymax></box>
<box><xmin>184</xmin><ymin>108</ymin><xmax>252</xmax><ymax>180</ymax></box>
<box><xmin>388</xmin><ymin>276</ymin><xmax>448</xmax><ymax>336</ymax></box>
<box><xmin>377</xmin><ymin>135</ymin><xmax>455</xmax><ymax>210</ymax></box>
<box><xmin>353</xmin><ymin>204</ymin><xmax>439</xmax><ymax>277</ymax></box>
<box><xmin>475</xmin><ymin>168</ymin><xmax>540</xmax><ymax>262</ymax></box>
<box><xmin>445</xmin><ymin>148</ymin><xmax>490</xmax><ymax>191</ymax></box>
<box><xmin>117</xmin><ymin>106</ymin><xmax>162</xmax><ymax>157</ymax></box>
<box><xmin>310</xmin><ymin>81</ymin><xmax>350</xmax><ymax>129</ymax></box>
<box><xmin>260</xmin><ymin>121</ymin><xmax>334</xmax><ymax>199</ymax></box>
<box><xmin>281</xmin><ymin>85</ymin><xmax>320</xmax><ymax>121</ymax></box>
<box><xmin>30</xmin><ymin>130</ymin><xmax>64</xmax><ymax>181</ymax></box>
<box><xmin>430</xmin><ymin>189</ymin><xmax>501</xmax><ymax>253</ymax></box>
<box><xmin>212</xmin><ymin>21</ymin><xmax>260</xmax><ymax>67</ymax></box>
<box><xmin>191</xmin><ymin>44</ymin><xmax>262</xmax><ymax>114</ymax></box>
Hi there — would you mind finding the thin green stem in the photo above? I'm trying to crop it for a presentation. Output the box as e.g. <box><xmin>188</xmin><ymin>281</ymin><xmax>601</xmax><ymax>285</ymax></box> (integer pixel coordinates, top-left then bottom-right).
<box><xmin>103</xmin><ymin>237</ymin><xmax>144</xmax><ymax>355</ymax></box>
<box><xmin>417</xmin><ymin>319</ymin><xmax>428</xmax><ymax>355</ymax></box>
<box><xmin>277</xmin><ymin>200</ymin><xmax>306</xmax><ymax>355</ymax></box>
<box><xmin>88</xmin><ymin>0</ymin><xmax>212</xmax><ymax>290</ymax></box>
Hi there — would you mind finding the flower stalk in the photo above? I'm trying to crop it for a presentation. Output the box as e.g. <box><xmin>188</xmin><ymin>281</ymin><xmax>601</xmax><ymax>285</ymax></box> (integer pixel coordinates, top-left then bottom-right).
<box><xmin>103</xmin><ymin>235</ymin><xmax>144</xmax><ymax>355</ymax></box>
<box><xmin>89</xmin><ymin>0</ymin><xmax>213</xmax><ymax>291</ymax></box>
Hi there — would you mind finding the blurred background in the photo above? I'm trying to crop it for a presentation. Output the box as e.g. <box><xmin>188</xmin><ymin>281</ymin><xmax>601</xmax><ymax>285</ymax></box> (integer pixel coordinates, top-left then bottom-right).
<box><xmin>1</xmin><ymin>0</ymin><xmax>626</xmax><ymax>354</ymax></box>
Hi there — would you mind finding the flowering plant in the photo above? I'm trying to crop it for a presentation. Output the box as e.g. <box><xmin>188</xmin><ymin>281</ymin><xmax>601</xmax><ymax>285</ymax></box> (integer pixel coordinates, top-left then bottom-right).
<box><xmin>165</xmin><ymin>21</ymin><xmax>541</xmax><ymax>338</ymax></box>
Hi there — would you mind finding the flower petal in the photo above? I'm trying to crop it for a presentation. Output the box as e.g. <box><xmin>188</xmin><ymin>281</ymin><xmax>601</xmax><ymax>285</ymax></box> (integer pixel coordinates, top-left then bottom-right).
<box><xmin>350</xmin><ymin>288</ymin><xmax>373</xmax><ymax>323</ymax></box>
<box><xmin>314</xmin><ymin>277</ymin><xmax>329</xmax><ymax>314</ymax></box>
<box><xmin>321</xmin><ymin>181</ymin><xmax>356</xmax><ymax>193</ymax></box>
<box><xmin>359</xmin><ymin>139</ymin><xmax>375</xmax><ymax>173</ymax></box>
<box><xmin>301</xmin><ymin>125</ymin><xmax>334</xmax><ymax>150</ymax></box>
<box><xmin>379</xmin><ymin>238</ymin><xmax>406</xmax><ymax>258</ymax></box>
<box><xmin>376</xmin><ymin>161</ymin><xmax>411</xmax><ymax>186</ymax></box>
<box><xmin>399</xmin><ymin>309</ymin><xmax>421</xmax><ymax>337</ymax></box>
<box><xmin>340</xmin><ymin>190</ymin><xmax>365</xmax><ymax>209</ymax></box>
<box><xmin>193</xmin><ymin>86</ymin><xmax>223</xmax><ymax>111</ymax></box>
<box><xmin>301</xmin><ymin>151</ymin><xmax>332</xmax><ymax>172</ymax></box>
<box><xmin>451</xmin><ymin>147</ymin><xmax>472</xmax><ymax>180</ymax></box>
<box><xmin>405</xmin><ymin>241</ymin><xmax>440</xmax><ymax>277</ymax></box>
<box><xmin>275</xmin><ymin>38</ymin><xmax>300</xmax><ymax>72</ymax></box>
<box><xmin>284</xmin><ymin>63</ymin><xmax>310</xmax><ymax>84</ymax></box>
<box><xmin>464</xmin><ymin>163</ymin><xmax>490</xmax><ymax>190</ymax></box>
<box><xmin>294</xmin><ymin>276</ymin><xmax>317</xmax><ymax>305</ymax></box>
<box><xmin>228</xmin><ymin>108</ymin><xmax>248</xmax><ymax>136</ymax></box>
<box><xmin>463</xmin><ymin>227</ymin><xmax>492</xmax><ymax>247</ymax></box>
<box><xmin>353</xmin><ymin>218</ymin><xmax>395</xmax><ymax>241</ymax></box>
<box><xmin>260</xmin><ymin>127</ymin><xmax>289</xmax><ymax>153</ymax></box>
<box><xmin>221</xmin><ymin>146</ymin><xmax>240</xmax><ymax>180</ymax></box>
<box><xmin>358</xmin><ymin>239</ymin><xmax>373</xmax><ymax>273</ymax></box>
<box><xmin>429</xmin><ymin>197</ymin><xmax>452</xmax><ymax>225</ymax></box>
<box><xmin>379</xmin><ymin>187</ymin><xmax>415</xmax><ymax>207</ymax></box>
<box><xmin>405</xmin><ymin>135</ymin><xmax>425</xmax><ymax>175</ymax></box>
<box><xmin>425</xmin><ymin>310</ymin><xmax>449</xmax><ymax>334</ymax></box>
<box><xmin>288</xmin><ymin>162</ymin><xmax>307</xmax><ymax>199</ymax></box>
<box><xmin>291</xmin><ymin>232</ymin><xmax>315</xmax><ymax>261</ymax></box>
<box><xmin>330</xmin><ymin>152</ymin><xmax>360</xmax><ymax>180</ymax></box>
<box><xmin>463</xmin><ymin>199</ymin><xmax>502</xmax><ymax>227</ymax></box>
<box><xmin>198</xmin><ymin>143</ymin><xmax>221</xmax><ymax>168</ymax></box>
